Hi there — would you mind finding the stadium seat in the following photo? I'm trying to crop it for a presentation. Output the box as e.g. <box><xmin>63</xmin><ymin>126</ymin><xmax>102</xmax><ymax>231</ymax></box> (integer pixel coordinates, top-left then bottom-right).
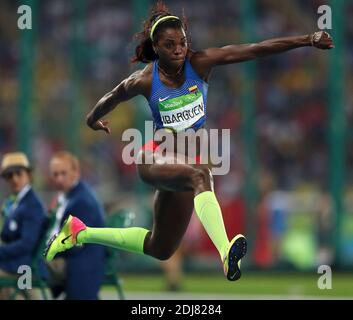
<box><xmin>0</xmin><ymin>214</ymin><xmax>56</xmax><ymax>300</ymax></box>
<box><xmin>102</xmin><ymin>209</ymin><xmax>135</xmax><ymax>300</ymax></box>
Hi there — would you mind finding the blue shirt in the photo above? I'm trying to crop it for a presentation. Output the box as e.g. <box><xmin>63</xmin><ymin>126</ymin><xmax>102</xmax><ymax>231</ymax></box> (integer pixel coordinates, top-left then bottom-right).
<box><xmin>0</xmin><ymin>187</ymin><xmax>48</xmax><ymax>276</ymax></box>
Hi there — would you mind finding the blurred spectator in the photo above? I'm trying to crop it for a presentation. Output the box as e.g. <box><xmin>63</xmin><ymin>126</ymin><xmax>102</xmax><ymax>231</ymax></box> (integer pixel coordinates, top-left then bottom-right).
<box><xmin>160</xmin><ymin>213</ymin><xmax>203</xmax><ymax>292</ymax></box>
<box><xmin>160</xmin><ymin>244</ymin><xmax>184</xmax><ymax>292</ymax></box>
<box><xmin>47</xmin><ymin>151</ymin><xmax>105</xmax><ymax>300</ymax></box>
<box><xmin>315</xmin><ymin>190</ymin><xmax>333</xmax><ymax>266</ymax></box>
<box><xmin>253</xmin><ymin>170</ymin><xmax>277</xmax><ymax>267</ymax></box>
<box><xmin>253</xmin><ymin>170</ymin><xmax>291</xmax><ymax>267</ymax></box>
<box><xmin>0</xmin><ymin>152</ymin><xmax>48</xmax><ymax>299</ymax></box>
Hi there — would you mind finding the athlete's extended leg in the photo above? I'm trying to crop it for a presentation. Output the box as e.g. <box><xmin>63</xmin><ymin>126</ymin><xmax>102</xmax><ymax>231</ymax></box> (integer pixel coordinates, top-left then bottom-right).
<box><xmin>137</xmin><ymin>150</ymin><xmax>247</xmax><ymax>281</ymax></box>
<box><xmin>81</xmin><ymin>189</ymin><xmax>195</xmax><ymax>261</ymax></box>
<box><xmin>45</xmin><ymin>150</ymin><xmax>246</xmax><ymax>280</ymax></box>
<box><xmin>45</xmin><ymin>189</ymin><xmax>194</xmax><ymax>262</ymax></box>
<box><xmin>44</xmin><ymin>215</ymin><xmax>150</xmax><ymax>261</ymax></box>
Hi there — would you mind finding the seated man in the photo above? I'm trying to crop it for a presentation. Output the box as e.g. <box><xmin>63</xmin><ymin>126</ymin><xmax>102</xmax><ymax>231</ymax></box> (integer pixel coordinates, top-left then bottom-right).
<box><xmin>0</xmin><ymin>152</ymin><xmax>48</xmax><ymax>299</ymax></box>
<box><xmin>47</xmin><ymin>151</ymin><xmax>105</xmax><ymax>300</ymax></box>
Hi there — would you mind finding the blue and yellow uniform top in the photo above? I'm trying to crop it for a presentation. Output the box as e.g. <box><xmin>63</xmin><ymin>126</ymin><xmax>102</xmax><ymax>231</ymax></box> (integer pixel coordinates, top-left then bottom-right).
<box><xmin>148</xmin><ymin>58</ymin><xmax>208</xmax><ymax>132</ymax></box>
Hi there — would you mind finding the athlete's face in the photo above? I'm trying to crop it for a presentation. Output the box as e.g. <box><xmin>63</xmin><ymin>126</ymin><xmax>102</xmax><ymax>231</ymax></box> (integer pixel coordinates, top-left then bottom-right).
<box><xmin>154</xmin><ymin>27</ymin><xmax>188</xmax><ymax>67</ymax></box>
<box><xmin>50</xmin><ymin>158</ymin><xmax>79</xmax><ymax>193</ymax></box>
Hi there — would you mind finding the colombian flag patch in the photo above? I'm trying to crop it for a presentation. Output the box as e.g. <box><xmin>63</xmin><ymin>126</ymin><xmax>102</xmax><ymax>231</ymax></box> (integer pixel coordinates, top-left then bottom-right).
<box><xmin>188</xmin><ymin>85</ymin><xmax>198</xmax><ymax>93</ymax></box>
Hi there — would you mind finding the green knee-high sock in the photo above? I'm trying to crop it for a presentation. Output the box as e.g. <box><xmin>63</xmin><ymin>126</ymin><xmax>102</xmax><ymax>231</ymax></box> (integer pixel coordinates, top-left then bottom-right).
<box><xmin>194</xmin><ymin>191</ymin><xmax>229</xmax><ymax>260</ymax></box>
<box><xmin>77</xmin><ymin>227</ymin><xmax>150</xmax><ymax>254</ymax></box>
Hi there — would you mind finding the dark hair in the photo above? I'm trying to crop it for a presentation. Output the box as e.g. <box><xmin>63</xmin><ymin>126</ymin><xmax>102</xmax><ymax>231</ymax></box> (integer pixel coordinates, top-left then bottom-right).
<box><xmin>131</xmin><ymin>0</ymin><xmax>187</xmax><ymax>64</ymax></box>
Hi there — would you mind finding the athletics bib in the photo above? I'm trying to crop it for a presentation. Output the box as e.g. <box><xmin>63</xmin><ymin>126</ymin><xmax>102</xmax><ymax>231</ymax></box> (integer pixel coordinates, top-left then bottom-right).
<box><xmin>158</xmin><ymin>92</ymin><xmax>205</xmax><ymax>132</ymax></box>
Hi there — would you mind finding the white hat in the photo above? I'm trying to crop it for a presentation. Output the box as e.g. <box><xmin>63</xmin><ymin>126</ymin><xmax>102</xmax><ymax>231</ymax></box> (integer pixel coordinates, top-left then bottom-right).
<box><xmin>1</xmin><ymin>152</ymin><xmax>32</xmax><ymax>177</ymax></box>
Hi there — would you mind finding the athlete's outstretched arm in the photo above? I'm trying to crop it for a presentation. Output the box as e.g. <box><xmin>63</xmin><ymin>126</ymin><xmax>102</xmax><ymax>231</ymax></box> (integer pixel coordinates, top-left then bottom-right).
<box><xmin>193</xmin><ymin>31</ymin><xmax>333</xmax><ymax>70</ymax></box>
<box><xmin>86</xmin><ymin>70</ymin><xmax>143</xmax><ymax>133</ymax></box>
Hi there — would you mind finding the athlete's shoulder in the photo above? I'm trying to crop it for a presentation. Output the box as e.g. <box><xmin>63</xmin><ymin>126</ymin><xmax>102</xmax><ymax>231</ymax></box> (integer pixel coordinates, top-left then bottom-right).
<box><xmin>122</xmin><ymin>63</ymin><xmax>153</xmax><ymax>97</ymax></box>
<box><xmin>139</xmin><ymin>63</ymin><xmax>154</xmax><ymax>83</ymax></box>
<box><xmin>187</xmin><ymin>49</ymin><xmax>211</xmax><ymax>82</ymax></box>
<box><xmin>188</xmin><ymin>49</ymin><xmax>213</xmax><ymax>65</ymax></box>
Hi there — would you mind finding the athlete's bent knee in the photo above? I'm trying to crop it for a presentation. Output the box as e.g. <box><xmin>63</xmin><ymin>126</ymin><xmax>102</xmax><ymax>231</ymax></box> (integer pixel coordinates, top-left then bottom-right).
<box><xmin>191</xmin><ymin>167</ymin><xmax>212</xmax><ymax>193</ymax></box>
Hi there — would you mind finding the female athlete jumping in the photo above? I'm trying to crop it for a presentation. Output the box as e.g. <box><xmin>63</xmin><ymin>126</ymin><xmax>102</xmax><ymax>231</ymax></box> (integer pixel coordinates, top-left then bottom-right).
<box><xmin>45</xmin><ymin>1</ymin><xmax>333</xmax><ymax>282</ymax></box>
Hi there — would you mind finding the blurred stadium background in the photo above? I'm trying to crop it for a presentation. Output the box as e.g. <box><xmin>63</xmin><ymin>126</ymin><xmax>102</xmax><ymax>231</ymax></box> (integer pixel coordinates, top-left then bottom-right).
<box><xmin>1</xmin><ymin>0</ymin><xmax>353</xmax><ymax>299</ymax></box>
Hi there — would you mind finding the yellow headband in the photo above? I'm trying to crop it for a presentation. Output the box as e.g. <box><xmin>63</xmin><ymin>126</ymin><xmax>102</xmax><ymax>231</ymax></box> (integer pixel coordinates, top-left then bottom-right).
<box><xmin>150</xmin><ymin>15</ymin><xmax>180</xmax><ymax>41</ymax></box>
